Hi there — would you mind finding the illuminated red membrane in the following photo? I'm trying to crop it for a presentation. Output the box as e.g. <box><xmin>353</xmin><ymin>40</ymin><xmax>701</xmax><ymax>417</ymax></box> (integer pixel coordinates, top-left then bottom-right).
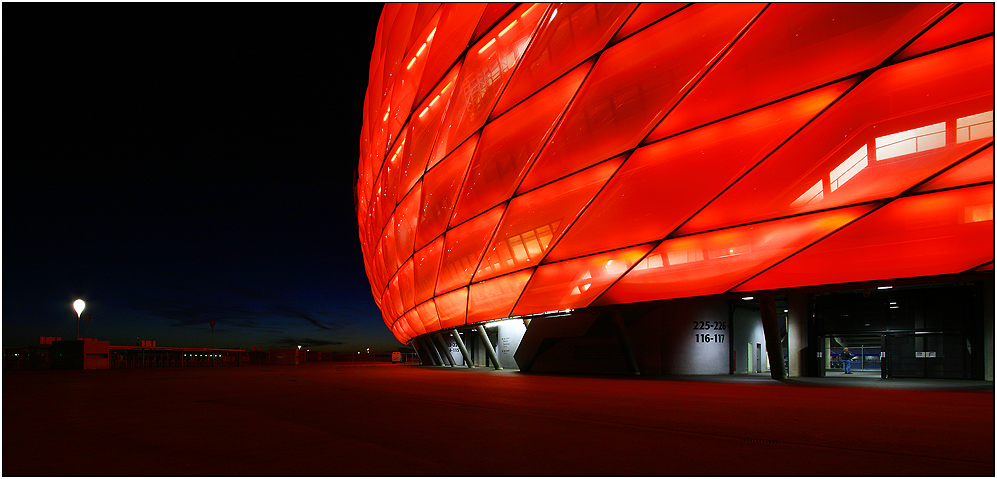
<box><xmin>518</xmin><ymin>3</ymin><xmax>764</xmax><ymax>194</ymax></box>
<box><xmin>546</xmin><ymin>81</ymin><xmax>853</xmax><ymax>263</ymax></box>
<box><xmin>676</xmin><ymin>37</ymin><xmax>994</xmax><ymax>236</ymax></box>
<box><xmin>892</xmin><ymin>3</ymin><xmax>994</xmax><ymax>62</ymax></box>
<box><xmin>359</xmin><ymin>4</ymin><xmax>995</xmax><ymax>343</ymax></box>
<box><xmin>649</xmin><ymin>3</ymin><xmax>949</xmax><ymax>142</ymax></box>
<box><xmin>593</xmin><ymin>206</ymin><xmax>874</xmax><ymax>306</ymax></box>
<box><xmin>737</xmin><ymin>185</ymin><xmax>995</xmax><ymax>291</ymax></box>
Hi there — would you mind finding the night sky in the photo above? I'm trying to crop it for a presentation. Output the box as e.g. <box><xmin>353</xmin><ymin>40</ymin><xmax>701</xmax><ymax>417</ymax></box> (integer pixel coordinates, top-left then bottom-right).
<box><xmin>3</xmin><ymin>3</ymin><xmax>395</xmax><ymax>353</ymax></box>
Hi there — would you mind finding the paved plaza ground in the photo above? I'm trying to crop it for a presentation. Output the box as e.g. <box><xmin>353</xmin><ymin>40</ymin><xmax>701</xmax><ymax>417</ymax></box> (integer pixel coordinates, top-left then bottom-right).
<box><xmin>3</xmin><ymin>362</ymin><xmax>993</xmax><ymax>476</ymax></box>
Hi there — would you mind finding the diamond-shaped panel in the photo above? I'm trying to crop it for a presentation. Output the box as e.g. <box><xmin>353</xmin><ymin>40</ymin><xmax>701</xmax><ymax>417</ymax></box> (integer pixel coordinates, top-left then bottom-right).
<box><xmin>358</xmin><ymin>4</ymin><xmax>994</xmax><ymax>344</ymax></box>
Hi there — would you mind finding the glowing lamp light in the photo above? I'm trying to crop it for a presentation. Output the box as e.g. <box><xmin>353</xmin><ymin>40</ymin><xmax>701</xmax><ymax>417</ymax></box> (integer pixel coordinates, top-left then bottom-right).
<box><xmin>73</xmin><ymin>299</ymin><xmax>86</xmax><ymax>317</ymax></box>
<box><xmin>478</xmin><ymin>38</ymin><xmax>496</xmax><ymax>54</ymax></box>
<box><xmin>742</xmin><ymin>296</ymin><xmax>754</xmax><ymax>301</ymax></box>
<box><xmin>499</xmin><ymin>20</ymin><xmax>517</xmax><ymax>37</ymax></box>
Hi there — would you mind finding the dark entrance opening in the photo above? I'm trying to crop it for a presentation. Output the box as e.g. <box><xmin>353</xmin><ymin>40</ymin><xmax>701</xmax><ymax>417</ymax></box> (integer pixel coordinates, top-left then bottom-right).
<box><xmin>813</xmin><ymin>282</ymin><xmax>987</xmax><ymax>379</ymax></box>
<box><xmin>882</xmin><ymin>331</ymin><xmax>973</xmax><ymax>379</ymax></box>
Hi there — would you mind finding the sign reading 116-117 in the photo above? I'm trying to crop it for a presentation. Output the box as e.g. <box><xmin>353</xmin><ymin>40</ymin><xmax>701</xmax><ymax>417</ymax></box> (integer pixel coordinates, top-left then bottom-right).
<box><xmin>693</xmin><ymin>321</ymin><xmax>726</xmax><ymax>344</ymax></box>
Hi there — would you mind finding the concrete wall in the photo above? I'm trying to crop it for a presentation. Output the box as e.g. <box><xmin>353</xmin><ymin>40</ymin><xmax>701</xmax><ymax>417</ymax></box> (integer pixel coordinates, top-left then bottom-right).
<box><xmin>517</xmin><ymin>312</ymin><xmax>627</xmax><ymax>374</ymax></box>
<box><xmin>443</xmin><ymin>334</ymin><xmax>463</xmax><ymax>366</ymax></box>
<box><xmin>495</xmin><ymin>321</ymin><xmax>526</xmax><ymax>369</ymax></box>
<box><xmin>786</xmin><ymin>294</ymin><xmax>809</xmax><ymax>377</ymax></box>
<box><xmin>518</xmin><ymin>300</ymin><xmax>733</xmax><ymax>375</ymax></box>
<box><xmin>646</xmin><ymin>300</ymin><xmax>730</xmax><ymax>375</ymax></box>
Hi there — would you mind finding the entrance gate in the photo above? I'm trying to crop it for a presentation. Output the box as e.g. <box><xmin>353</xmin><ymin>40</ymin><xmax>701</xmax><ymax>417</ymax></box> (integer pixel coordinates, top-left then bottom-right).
<box><xmin>882</xmin><ymin>332</ymin><xmax>972</xmax><ymax>379</ymax></box>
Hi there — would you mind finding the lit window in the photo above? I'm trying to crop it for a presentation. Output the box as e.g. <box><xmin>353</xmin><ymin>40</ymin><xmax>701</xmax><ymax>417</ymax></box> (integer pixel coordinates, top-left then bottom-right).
<box><xmin>829</xmin><ymin>145</ymin><xmax>869</xmax><ymax>192</ymax></box>
<box><xmin>523</xmin><ymin>231</ymin><xmax>542</xmax><ymax>259</ymax></box>
<box><xmin>792</xmin><ymin>180</ymin><xmax>824</xmax><ymax>208</ymax></box>
<box><xmin>666</xmin><ymin>248</ymin><xmax>703</xmax><ymax>266</ymax></box>
<box><xmin>647</xmin><ymin>254</ymin><xmax>663</xmax><ymax>269</ymax></box>
<box><xmin>511</xmin><ymin>237</ymin><xmax>528</xmax><ymax>263</ymax></box>
<box><xmin>875</xmin><ymin>122</ymin><xmax>945</xmax><ymax>160</ymax></box>
<box><xmin>956</xmin><ymin>111</ymin><xmax>994</xmax><ymax>143</ymax></box>
<box><xmin>536</xmin><ymin>224</ymin><xmax>554</xmax><ymax>249</ymax></box>
<box><xmin>964</xmin><ymin>203</ymin><xmax>994</xmax><ymax>223</ymax></box>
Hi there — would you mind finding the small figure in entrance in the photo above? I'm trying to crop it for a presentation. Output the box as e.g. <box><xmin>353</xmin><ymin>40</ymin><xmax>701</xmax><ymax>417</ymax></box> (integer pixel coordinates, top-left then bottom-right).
<box><xmin>841</xmin><ymin>348</ymin><xmax>854</xmax><ymax>374</ymax></box>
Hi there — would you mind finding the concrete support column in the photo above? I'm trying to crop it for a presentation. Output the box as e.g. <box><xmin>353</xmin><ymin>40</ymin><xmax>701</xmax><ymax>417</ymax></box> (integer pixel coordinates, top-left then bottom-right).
<box><xmin>760</xmin><ymin>296</ymin><xmax>787</xmax><ymax>380</ymax></box>
<box><xmin>434</xmin><ymin>333</ymin><xmax>456</xmax><ymax>367</ymax></box>
<box><xmin>787</xmin><ymin>293</ymin><xmax>808</xmax><ymax>377</ymax></box>
<box><xmin>611</xmin><ymin>312</ymin><xmax>640</xmax><ymax>376</ymax></box>
<box><xmin>475</xmin><ymin>325</ymin><xmax>503</xmax><ymax>370</ymax></box>
<box><xmin>422</xmin><ymin>336</ymin><xmax>443</xmax><ymax>366</ymax></box>
<box><xmin>451</xmin><ymin>330</ymin><xmax>474</xmax><ymax>368</ymax></box>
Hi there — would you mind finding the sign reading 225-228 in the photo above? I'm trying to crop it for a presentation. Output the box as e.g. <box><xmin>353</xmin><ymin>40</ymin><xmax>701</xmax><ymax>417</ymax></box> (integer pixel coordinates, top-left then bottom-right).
<box><xmin>692</xmin><ymin>321</ymin><xmax>726</xmax><ymax>331</ymax></box>
<box><xmin>693</xmin><ymin>321</ymin><xmax>726</xmax><ymax>344</ymax></box>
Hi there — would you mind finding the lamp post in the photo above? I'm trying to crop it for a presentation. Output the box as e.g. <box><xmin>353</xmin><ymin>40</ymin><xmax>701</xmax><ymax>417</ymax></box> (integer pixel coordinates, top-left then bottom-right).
<box><xmin>73</xmin><ymin>299</ymin><xmax>86</xmax><ymax>340</ymax></box>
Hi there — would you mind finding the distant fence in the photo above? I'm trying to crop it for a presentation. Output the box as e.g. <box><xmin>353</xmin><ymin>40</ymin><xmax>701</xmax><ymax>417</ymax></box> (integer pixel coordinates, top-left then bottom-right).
<box><xmin>5</xmin><ymin>346</ymin><xmax>418</xmax><ymax>370</ymax></box>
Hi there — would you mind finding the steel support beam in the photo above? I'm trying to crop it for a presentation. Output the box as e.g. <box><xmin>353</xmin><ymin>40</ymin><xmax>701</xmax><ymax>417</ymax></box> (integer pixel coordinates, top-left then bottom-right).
<box><xmin>611</xmin><ymin>312</ymin><xmax>640</xmax><ymax>376</ymax></box>
<box><xmin>407</xmin><ymin>340</ymin><xmax>423</xmax><ymax>366</ymax></box>
<box><xmin>451</xmin><ymin>330</ymin><xmax>474</xmax><ymax>368</ymax></box>
<box><xmin>760</xmin><ymin>295</ymin><xmax>787</xmax><ymax>380</ymax></box>
<box><xmin>422</xmin><ymin>336</ymin><xmax>443</xmax><ymax>366</ymax></box>
<box><xmin>434</xmin><ymin>332</ymin><xmax>456</xmax><ymax>367</ymax></box>
<box><xmin>413</xmin><ymin>337</ymin><xmax>429</xmax><ymax>365</ymax></box>
<box><xmin>475</xmin><ymin>324</ymin><xmax>503</xmax><ymax>370</ymax></box>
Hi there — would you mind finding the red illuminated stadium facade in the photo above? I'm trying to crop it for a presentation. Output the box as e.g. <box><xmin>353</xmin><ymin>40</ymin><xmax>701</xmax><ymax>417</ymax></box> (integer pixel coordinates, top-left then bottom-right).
<box><xmin>356</xmin><ymin>4</ymin><xmax>994</xmax><ymax>379</ymax></box>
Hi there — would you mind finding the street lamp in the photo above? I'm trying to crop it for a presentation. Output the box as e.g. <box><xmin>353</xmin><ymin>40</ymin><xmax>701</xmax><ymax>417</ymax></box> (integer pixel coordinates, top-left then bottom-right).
<box><xmin>73</xmin><ymin>299</ymin><xmax>85</xmax><ymax>340</ymax></box>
